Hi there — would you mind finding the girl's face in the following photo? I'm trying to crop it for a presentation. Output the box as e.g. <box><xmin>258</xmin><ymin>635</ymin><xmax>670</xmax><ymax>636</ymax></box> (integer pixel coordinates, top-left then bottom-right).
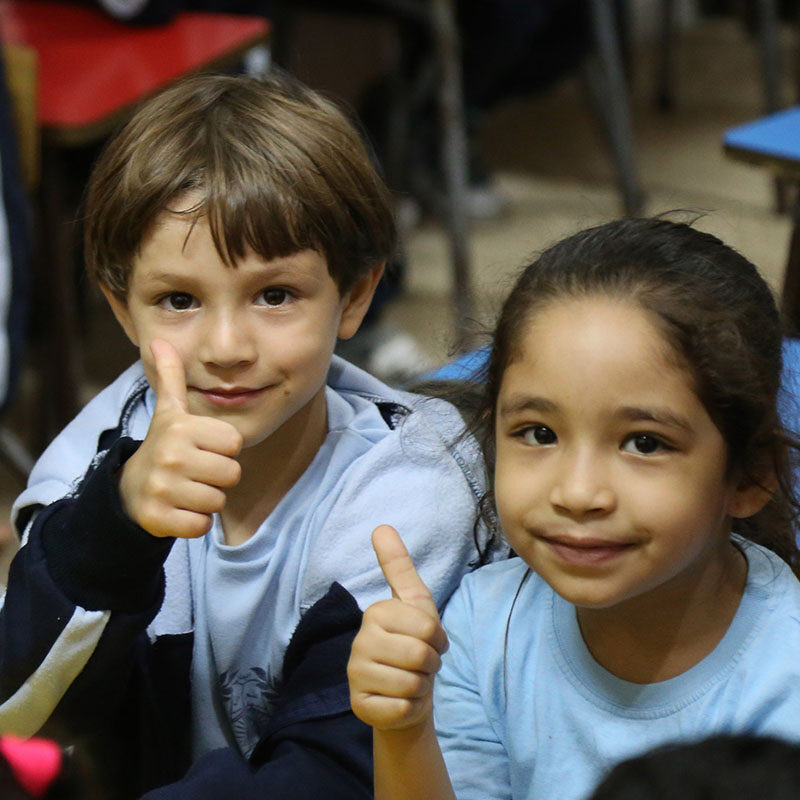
<box><xmin>493</xmin><ymin>296</ymin><xmax>763</xmax><ymax>612</ymax></box>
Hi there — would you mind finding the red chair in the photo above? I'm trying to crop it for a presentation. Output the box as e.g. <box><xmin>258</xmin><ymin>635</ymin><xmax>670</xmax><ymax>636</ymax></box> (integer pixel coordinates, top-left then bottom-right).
<box><xmin>0</xmin><ymin>1</ymin><xmax>269</xmax><ymax>448</ymax></box>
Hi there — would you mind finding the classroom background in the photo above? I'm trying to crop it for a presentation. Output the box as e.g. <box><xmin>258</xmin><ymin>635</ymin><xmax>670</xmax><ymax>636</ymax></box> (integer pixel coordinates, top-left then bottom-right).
<box><xmin>0</xmin><ymin>0</ymin><xmax>796</xmax><ymax>577</ymax></box>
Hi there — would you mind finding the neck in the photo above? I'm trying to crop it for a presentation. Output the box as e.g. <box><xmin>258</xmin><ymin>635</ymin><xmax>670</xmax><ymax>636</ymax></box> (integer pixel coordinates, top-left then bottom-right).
<box><xmin>576</xmin><ymin>541</ymin><xmax>747</xmax><ymax>683</ymax></box>
<box><xmin>221</xmin><ymin>387</ymin><xmax>329</xmax><ymax>546</ymax></box>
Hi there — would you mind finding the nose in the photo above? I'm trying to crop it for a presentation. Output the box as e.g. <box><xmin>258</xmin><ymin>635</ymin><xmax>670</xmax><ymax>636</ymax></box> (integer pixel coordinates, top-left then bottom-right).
<box><xmin>198</xmin><ymin>310</ymin><xmax>258</xmax><ymax>370</ymax></box>
<box><xmin>549</xmin><ymin>447</ymin><xmax>616</xmax><ymax>518</ymax></box>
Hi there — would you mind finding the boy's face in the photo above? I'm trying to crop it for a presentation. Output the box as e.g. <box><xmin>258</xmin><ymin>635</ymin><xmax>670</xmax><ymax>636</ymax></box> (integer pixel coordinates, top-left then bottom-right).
<box><xmin>104</xmin><ymin>205</ymin><xmax>380</xmax><ymax>454</ymax></box>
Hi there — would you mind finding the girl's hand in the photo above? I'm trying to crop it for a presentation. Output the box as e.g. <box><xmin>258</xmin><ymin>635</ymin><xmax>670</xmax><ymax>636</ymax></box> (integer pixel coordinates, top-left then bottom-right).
<box><xmin>118</xmin><ymin>339</ymin><xmax>243</xmax><ymax>538</ymax></box>
<box><xmin>348</xmin><ymin>525</ymin><xmax>449</xmax><ymax>731</ymax></box>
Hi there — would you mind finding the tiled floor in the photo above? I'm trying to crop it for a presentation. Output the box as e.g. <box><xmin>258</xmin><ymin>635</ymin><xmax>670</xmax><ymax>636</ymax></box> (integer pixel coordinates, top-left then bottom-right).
<box><xmin>0</xmin><ymin>14</ymin><xmax>795</xmax><ymax>574</ymax></box>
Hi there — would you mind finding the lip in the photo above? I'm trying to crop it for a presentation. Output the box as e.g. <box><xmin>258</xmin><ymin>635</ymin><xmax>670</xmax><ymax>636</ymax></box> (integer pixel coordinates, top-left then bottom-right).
<box><xmin>539</xmin><ymin>533</ymin><xmax>635</xmax><ymax>566</ymax></box>
<box><xmin>193</xmin><ymin>386</ymin><xmax>270</xmax><ymax>407</ymax></box>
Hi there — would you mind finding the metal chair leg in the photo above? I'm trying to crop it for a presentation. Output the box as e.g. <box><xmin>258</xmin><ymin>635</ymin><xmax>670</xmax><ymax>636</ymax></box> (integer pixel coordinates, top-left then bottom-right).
<box><xmin>586</xmin><ymin>0</ymin><xmax>645</xmax><ymax>217</ymax></box>
<box><xmin>430</xmin><ymin>0</ymin><xmax>473</xmax><ymax>349</ymax></box>
<box><xmin>0</xmin><ymin>425</ymin><xmax>34</xmax><ymax>482</ymax></box>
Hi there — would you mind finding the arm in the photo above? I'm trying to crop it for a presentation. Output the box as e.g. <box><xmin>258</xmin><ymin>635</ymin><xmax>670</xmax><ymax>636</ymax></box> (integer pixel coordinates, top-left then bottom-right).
<box><xmin>2</xmin><ymin>340</ymin><xmax>239</xmax><ymax>740</ymax></box>
<box><xmin>0</xmin><ymin>436</ymin><xmax>175</xmax><ymax>738</ymax></box>
<box><xmin>348</xmin><ymin>526</ymin><xmax>456</xmax><ymax>800</ymax></box>
<box><xmin>373</xmin><ymin>722</ymin><xmax>455</xmax><ymax>800</ymax></box>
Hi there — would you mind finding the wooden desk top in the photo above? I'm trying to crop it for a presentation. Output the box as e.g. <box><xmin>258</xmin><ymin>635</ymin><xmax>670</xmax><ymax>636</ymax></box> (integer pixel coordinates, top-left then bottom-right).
<box><xmin>0</xmin><ymin>0</ymin><xmax>270</xmax><ymax>144</ymax></box>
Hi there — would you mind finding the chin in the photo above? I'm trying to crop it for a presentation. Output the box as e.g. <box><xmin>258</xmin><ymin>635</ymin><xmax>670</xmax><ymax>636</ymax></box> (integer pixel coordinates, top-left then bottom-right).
<box><xmin>552</xmin><ymin>582</ymin><xmax>631</xmax><ymax>610</ymax></box>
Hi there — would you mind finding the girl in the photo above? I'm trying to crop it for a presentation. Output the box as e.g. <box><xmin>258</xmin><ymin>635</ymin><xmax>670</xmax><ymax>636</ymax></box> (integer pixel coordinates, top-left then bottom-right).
<box><xmin>347</xmin><ymin>218</ymin><xmax>800</xmax><ymax>800</ymax></box>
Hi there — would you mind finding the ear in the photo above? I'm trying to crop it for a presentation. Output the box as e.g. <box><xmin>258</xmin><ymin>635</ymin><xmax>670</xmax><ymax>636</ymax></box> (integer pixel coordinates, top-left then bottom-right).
<box><xmin>728</xmin><ymin>471</ymin><xmax>776</xmax><ymax>519</ymax></box>
<box><xmin>337</xmin><ymin>263</ymin><xmax>385</xmax><ymax>340</ymax></box>
<box><xmin>100</xmin><ymin>285</ymin><xmax>139</xmax><ymax>346</ymax></box>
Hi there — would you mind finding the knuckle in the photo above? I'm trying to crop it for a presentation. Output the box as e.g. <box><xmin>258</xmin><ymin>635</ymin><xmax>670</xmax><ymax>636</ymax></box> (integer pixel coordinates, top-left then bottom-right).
<box><xmin>208</xmin><ymin>488</ymin><xmax>227</xmax><ymax>512</ymax></box>
<box><xmin>149</xmin><ymin>474</ymin><xmax>174</xmax><ymax>503</ymax></box>
<box><xmin>407</xmin><ymin>639</ymin><xmax>432</xmax><ymax>669</ymax></box>
<box><xmin>416</xmin><ymin>614</ymin><xmax>441</xmax><ymax>642</ymax></box>
<box><xmin>402</xmin><ymin>672</ymin><xmax>428</xmax><ymax>698</ymax></box>
<box><xmin>223</xmin><ymin>459</ymin><xmax>242</xmax><ymax>486</ymax></box>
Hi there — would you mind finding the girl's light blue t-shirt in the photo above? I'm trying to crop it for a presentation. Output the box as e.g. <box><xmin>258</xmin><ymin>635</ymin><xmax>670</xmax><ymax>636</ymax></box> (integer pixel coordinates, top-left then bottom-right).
<box><xmin>435</xmin><ymin>538</ymin><xmax>800</xmax><ymax>800</ymax></box>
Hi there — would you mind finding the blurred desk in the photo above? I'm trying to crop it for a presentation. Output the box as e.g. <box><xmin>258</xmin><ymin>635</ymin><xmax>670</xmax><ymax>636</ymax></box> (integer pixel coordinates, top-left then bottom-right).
<box><xmin>724</xmin><ymin>108</ymin><xmax>800</xmax><ymax>333</ymax></box>
<box><xmin>0</xmin><ymin>0</ymin><xmax>269</xmax><ymax>446</ymax></box>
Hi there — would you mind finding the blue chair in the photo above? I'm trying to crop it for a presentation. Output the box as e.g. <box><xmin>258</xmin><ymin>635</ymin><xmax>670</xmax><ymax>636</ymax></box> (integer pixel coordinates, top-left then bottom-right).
<box><xmin>781</xmin><ymin>338</ymin><xmax>800</xmax><ymax>436</ymax></box>
<box><xmin>724</xmin><ymin>107</ymin><xmax>800</xmax><ymax>332</ymax></box>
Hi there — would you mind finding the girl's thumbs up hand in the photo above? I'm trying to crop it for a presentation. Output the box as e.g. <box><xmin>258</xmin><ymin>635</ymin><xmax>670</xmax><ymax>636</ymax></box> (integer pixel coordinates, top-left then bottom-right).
<box><xmin>348</xmin><ymin>525</ymin><xmax>449</xmax><ymax>731</ymax></box>
<box><xmin>118</xmin><ymin>339</ymin><xmax>243</xmax><ymax>539</ymax></box>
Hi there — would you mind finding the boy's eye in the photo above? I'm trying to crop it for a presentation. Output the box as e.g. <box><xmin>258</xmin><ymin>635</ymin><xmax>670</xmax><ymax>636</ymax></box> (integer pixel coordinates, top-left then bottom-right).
<box><xmin>519</xmin><ymin>425</ymin><xmax>557</xmax><ymax>446</ymax></box>
<box><xmin>258</xmin><ymin>288</ymin><xmax>291</xmax><ymax>306</ymax></box>
<box><xmin>160</xmin><ymin>292</ymin><xmax>196</xmax><ymax>311</ymax></box>
<box><xmin>621</xmin><ymin>434</ymin><xmax>669</xmax><ymax>455</ymax></box>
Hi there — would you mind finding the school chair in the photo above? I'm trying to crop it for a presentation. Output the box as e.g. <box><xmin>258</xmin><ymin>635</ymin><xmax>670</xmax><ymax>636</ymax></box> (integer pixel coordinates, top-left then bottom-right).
<box><xmin>270</xmin><ymin>0</ymin><xmax>476</xmax><ymax>349</ymax></box>
<box><xmin>270</xmin><ymin>0</ymin><xmax>643</xmax><ymax>350</ymax></box>
<box><xmin>654</xmin><ymin>0</ymin><xmax>782</xmax><ymax>114</ymax></box>
<box><xmin>723</xmin><ymin>106</ymin><xmax>800</xmax><ymax>332</ymax></box>
<box><xmin>0</xmin><ymin>0</ymin><xmax>270</xmax><ymax>450</ymax></box>
<box><xmin>658</xmin><ymin>0</ymin><xmax>788</xmax><ymax>209</ymax></box>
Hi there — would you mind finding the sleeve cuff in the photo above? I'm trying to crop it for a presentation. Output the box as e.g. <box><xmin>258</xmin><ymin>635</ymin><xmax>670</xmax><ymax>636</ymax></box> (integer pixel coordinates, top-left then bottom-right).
<box><xmin>40</xmin><ymin>437</ymin><xmax>174</xmax><ymax>612</ymax></box>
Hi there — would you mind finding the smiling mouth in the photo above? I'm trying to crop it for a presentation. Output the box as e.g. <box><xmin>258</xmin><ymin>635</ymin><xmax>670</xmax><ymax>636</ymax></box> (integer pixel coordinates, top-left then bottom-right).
<box><xmin>194</xmin><ymin>386</ymin><xmax>269</xmax><ymax>407</ymax></box>
<box><xmin>541</xmin><ymin>535</ymin><xmax>635</xmax><ymax>566</ymax></box>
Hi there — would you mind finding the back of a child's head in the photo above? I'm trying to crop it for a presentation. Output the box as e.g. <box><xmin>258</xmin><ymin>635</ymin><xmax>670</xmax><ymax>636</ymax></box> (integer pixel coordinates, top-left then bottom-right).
<box><xmin>482</xmin><ymin>217</ymin><xmax>798</xmax><ymax>564</ymax></box>
<box><xmin>588</xmin><ymin>734</ymin><xmax>800</xmax><ymax>800</ymax></box>
<box><xmin>84</xmin><ymin>71</ymin><xmax>396</xmax><ymax>299</ymax></box>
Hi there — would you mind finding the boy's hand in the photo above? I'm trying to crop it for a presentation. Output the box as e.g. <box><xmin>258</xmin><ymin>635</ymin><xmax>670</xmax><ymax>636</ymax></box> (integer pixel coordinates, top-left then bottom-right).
<box><xmin>118</xmin><ymin>339</ymin><xmax>243</xmax><ymax>538</ymax></box>
<box><xmin>348</xmin><ymin>525</ymin><xmax>449</xmax><ymax>731</ymax></box>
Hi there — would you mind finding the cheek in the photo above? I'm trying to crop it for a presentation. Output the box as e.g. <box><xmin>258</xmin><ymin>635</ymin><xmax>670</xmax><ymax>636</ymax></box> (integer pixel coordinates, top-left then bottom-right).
<box><xmin>494</xmin><ymin>458</ymin><xmax>533</xmax><ymax>527</ymax></box>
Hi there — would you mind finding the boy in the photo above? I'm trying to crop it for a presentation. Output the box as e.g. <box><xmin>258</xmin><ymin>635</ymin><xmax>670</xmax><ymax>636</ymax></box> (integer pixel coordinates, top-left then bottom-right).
<box><xmin>0</xmin><ymin>73</ymin><xmax>492</xmax><ymax>799</ymax></box>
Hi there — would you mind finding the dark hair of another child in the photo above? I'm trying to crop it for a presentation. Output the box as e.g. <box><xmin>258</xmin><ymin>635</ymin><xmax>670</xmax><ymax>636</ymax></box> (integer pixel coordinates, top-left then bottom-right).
<box><xmin>588</xmin><ymin>734</ymin><xmax>800</xmax><ymax>800</ymax></box>
<box><xmin>474</xmin><ymin>217</ymin><xmax>800</xmax><ymax>572</ymax></box>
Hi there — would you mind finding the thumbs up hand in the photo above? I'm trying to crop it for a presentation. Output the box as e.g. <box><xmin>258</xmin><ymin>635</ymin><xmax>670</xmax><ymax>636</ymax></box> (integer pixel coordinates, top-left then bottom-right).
<box><xmin>118</xmin><ymin>339</ymin><xmax>243</xmax><ymax>539</ymax></box>
<box><xmin>348</xmin><ymin>525</ymin><xmax>449</xmax><ymax>731</ymax></box>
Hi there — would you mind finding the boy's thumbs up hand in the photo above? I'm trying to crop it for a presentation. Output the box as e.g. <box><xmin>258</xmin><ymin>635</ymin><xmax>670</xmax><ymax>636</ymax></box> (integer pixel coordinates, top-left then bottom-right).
<box><xmin>151</xmin><ymin>337</ymin><xmax>191</xmax><ymax>414</ymax></box>
<box><xmin>348</xmin><ymin>525</ymin><xmax>448</xmax><ymax>731</ymax></box>
<box><xmin>118</xmin><ymin>339</ymin><xmax>243</xmax><ymax>539</ymax></box>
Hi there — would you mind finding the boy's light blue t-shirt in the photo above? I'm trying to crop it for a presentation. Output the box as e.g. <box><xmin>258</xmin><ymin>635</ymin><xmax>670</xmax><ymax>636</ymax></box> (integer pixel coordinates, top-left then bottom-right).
<box><xmin>434</xmin><ymin>538</ymin><xmax>800</xmax><ymax>800</ymax></box>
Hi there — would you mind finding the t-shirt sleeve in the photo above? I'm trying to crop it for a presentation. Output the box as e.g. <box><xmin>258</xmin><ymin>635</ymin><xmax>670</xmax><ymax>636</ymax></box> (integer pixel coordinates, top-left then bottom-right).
<box><xmin>434</xmin><ymin>581</ymin><xmax>512</xmax><ymax>800</ymax></box>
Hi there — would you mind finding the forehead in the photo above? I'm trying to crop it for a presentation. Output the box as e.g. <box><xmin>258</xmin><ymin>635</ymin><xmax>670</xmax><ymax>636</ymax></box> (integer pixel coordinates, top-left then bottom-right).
<box><xmin>132</xmin><ymin>209</ymin><xmax>330</xmax><ymax>286</ymax></box>
<box><xmin>499</xmin><ymin>296</ymin><xmax>698</xmax><ymax>416</ymax></box>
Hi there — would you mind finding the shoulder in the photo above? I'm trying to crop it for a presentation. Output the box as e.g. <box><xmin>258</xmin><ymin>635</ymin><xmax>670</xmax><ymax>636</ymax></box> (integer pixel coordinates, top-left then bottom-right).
<box><xmin>443</xmin><ymin>557</ymin><xmax>537</xmax><ymax>624</ymax></box>
<box><xmin>733</xmin><ymin>537</ymin><xmax>800</xmax><ymax>656</ymax></box>
<box><xmin>738</xmin><ymin>537</ymin><xmax>800</xmax><ymax>604</ymax></box>
<box><xmin>328</xmin><ymin>354</ymin><xmax>470</xmax><ymax>441</ymax></box>
<box><xmin>325</xmin><ymin>356</ymin><xmax>485</xmax><ymax>497</ymax></box>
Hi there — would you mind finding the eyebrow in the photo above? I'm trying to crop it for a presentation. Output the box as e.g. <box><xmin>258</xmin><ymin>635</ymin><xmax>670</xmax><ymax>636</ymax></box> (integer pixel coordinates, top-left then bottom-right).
<box><xmin>617</xmin><ymin>406</ymin><xmax>693</xmax><ymax>432</ymax></box>
<box><xmin>498</xmin><ymin>395</ymin><xmax>557</xmax><ymax>418</ymax></box>
<box><xmin>137</xmin><ymin>271</ymin><xmax>193</xmax><ymax>285</ymax></box>
<box><xmin>498</xmin><ymin>395</ymin><xmax>693</xmax><ymax>432</ymax></box>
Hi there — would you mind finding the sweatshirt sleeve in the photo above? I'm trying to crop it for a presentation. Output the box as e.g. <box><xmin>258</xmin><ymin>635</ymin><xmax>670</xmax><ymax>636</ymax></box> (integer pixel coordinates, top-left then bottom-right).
<box><xmin>0</xmin><ymin>437</ymin><xmax>174</xmax><ymax>738</ymax></box>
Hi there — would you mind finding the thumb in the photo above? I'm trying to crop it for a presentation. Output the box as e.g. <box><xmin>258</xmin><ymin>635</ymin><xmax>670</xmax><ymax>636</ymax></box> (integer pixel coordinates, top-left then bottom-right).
<box><xmin>372</xmin><ymin>525</ymin><xmax>439</xmax><ymax>618</ymax></box>
<box><xmin>150</xmin><ymin>339</ymin><xmax>189</xmax><ymax>413</ymax></box>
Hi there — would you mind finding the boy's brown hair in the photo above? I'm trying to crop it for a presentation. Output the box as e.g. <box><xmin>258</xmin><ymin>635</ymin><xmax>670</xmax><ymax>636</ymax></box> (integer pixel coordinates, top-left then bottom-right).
<box><xmin>84</xmin><ymin>71</ymin><xmax>397</xmax><ymax>298</ymax></box>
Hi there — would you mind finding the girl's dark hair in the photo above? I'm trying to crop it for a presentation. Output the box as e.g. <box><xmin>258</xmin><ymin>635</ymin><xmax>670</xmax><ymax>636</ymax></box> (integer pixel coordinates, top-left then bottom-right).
<box><xmin>589</xmin><ymin>734</ymin><xmax>800</xmax><ymax>800</ymax></box>
<box><xmin>478</xmin><ymin>217</ymin><xmax>800</xmax><ymax>569</ymax></box>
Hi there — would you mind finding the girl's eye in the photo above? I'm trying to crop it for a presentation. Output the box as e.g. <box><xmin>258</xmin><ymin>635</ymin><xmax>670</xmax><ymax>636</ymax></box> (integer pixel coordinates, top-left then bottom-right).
<box><xmin>622</xmin><ymin>434</ymin><xmax>669</xmax><ymax>455</ymax></box>
<box><xmin>519</xmin><ymin>425</ymin><xmax>557</xmax><ymax>446</ymax></box>
<box><xmin>160</xmin><ymin>292</ymin><xmax>196</xmax><ymax>311</ymax></box>
<box><xmin>258</xmin><ymin>288</ymin><xmax>291</xmax><ymax>306</ymax></box>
